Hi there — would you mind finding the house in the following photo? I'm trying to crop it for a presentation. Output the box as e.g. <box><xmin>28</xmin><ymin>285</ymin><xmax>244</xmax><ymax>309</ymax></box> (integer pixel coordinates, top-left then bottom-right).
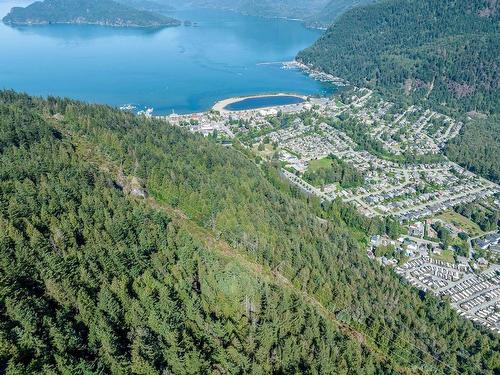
<box><xmin>477</xmin><ymin>257</ymin><xmax>488</xmax><ymax>266</ymax></box>
<box><xmin>484</xmin><ymin>233</ymin><xmax>500</xmax><ymax>245</ymax></box>
<box><xmin>432</xmin><ymin>247</ymin><xmax>442</xmax><ymax>256</ymax></box>
<box><xmin>490</xmin><ymin>245</ymin><xmax>500</xmax><ymax>254</ymax></box>
<box><xmin>476</xmin><ymin>239</ymin><xmax>490</xmax><ymax>250</ymax></box>
<box><xmin>409</xmin><ymin>221</ymin><xmax>424</xmax><ymax>238</ymax></box>
<box><xmin>370</xmin><ymin>235</ymin><xmax>381</xmax><ymax>246</ymax></box>
<box><xmin>406</xmin><ymin>242</ymin><xmax>418</xmax><ymax>252</ymax></box>
<box><xmin>405</xmin><ymin>248</ymin><xmax>415</xmax><ymax>258</ymax></box>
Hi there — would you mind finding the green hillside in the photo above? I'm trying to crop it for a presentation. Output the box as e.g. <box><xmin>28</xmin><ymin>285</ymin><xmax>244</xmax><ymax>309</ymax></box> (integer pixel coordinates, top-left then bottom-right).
<box><xmin>0</xmin><ymin>91</ymin><xmax>498</xmax><ymax>374</ymax></box>
<box><xmin>115</xmin><ymin>0</ymin><xmax>175</xmax><ymax>13</ymax></box>
<box><xmin>298</xmin><ymin>0</ymin><xmax>499</xmax><ymax>114</ymax></box>
<box><xmin>297</xmin><ymin>0</ymin><xmax>500</xmax><ymax>182</ymax></box>
<box><xmin>3</xmin><ymin>0</ymin><xmax>181</xmax><ymax>27</ymax></box>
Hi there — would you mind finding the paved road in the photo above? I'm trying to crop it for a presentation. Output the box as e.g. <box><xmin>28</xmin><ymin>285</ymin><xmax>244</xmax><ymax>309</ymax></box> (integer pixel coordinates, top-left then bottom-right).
<box><xmin>405</xmin><ymin>235</ymin><xmax>439</xmax><ymax>246</ymax></box>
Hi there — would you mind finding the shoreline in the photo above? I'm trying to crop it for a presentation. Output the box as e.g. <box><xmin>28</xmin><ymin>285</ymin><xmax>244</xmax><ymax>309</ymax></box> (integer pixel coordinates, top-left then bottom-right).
<box><xmin>283</xmin><ymin>60</ymin><xmax>348</xmax><ymax>86</ymax></box>
<box><xmin>212</xmin><ymin>93</ymin><xmax>307</xmax><ymax>113</ymax></box>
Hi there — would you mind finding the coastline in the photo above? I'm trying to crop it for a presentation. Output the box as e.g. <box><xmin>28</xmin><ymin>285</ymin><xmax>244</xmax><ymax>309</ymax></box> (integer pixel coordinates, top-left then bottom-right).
<box><xmin>2</xmin><ymin>20</ymin><xmax>181</xmax><ymax>28</ymax></box>
<box><xmin>283</xmin><ymin>60</ymin><xmax>348</xmax><ymax>86</ymax></box>
<box><xmin>208</xmin><ymin>60</ymin><xmax>345</xmax><ymax>114</ymax></box>
<box><xmin>212</xmin><ymin>93</ymin><xmax>307</xmax><ymax>113</ymax></box>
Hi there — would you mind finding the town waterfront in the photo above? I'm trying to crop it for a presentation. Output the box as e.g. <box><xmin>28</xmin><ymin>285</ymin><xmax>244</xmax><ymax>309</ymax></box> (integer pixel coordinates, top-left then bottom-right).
<box><xmin>0</xmin><ymin>1</ymin><xmax>334</xmax><ymax>115</ymax></box>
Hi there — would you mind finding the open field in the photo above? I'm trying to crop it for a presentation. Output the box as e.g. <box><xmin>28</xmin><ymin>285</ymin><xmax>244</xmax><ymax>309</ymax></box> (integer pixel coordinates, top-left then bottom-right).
<box><xmin>431</xmin><ymin>249</ymin><xmax>455</xmax><ymax>263</ymax></box>
<box><xmin>253</xmin><ymin>143</ymin><xmax>275</xmax><ymax>157</ymax></box>
<box><xmin>436</xmin><ymin>210</ymin><xmax>484</xmax><ymax>237</ymax></box>
<box><xmin>307</xmin><ymin>157</ymin><xmax>333</xmax><ymax>172</ymax></box>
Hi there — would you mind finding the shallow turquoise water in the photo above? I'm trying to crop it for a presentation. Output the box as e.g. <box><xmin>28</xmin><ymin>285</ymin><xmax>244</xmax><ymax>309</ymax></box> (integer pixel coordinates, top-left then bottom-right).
<box><xmin>225</xmin><ymin>95</ymin><xmax>305</xmax><ymax>111</ymax></box>
<box><xmin>0</xmin><ymin>1</ymin><xmax>334</xmax><ymax>114</ymax></box>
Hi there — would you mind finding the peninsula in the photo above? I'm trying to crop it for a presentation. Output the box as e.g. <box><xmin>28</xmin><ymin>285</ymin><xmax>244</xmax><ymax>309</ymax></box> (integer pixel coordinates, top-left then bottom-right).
<box><xmin>2</xmin><ymin>0</ymin><xmax>181</xmax><ymax>28</ymax></box>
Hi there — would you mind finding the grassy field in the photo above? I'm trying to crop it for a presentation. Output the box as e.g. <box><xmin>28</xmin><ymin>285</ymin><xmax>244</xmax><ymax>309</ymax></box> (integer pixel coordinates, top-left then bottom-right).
<box><xmin>436</xmin><ymin>210</ymin><xmax>483</xmax><ymax>237</ymax></box>
<box><xmin>307</xmin><ymin>157</ymin><xmax>333</xmax><ymax>172</ymax></box>
<box><xmin>431</xmin><ymin>249</ymin><xmax>455</xmax><ymax>263</ymax></box>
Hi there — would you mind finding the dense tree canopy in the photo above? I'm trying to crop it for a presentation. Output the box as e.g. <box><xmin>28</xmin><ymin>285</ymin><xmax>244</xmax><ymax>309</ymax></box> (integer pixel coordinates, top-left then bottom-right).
<box><xmin>298</xmin><ymin>0</ymin><xmax>499</xmax><ymax>114</ymax></box>
<box><xmin>303</xmin><ymin>154</ymin><xmax>364</xmax><ymax>188</ymax></box>
<box><xmin>445</xmin><ymin>114</ymin><xmax>500</xmax><ymax>184</ymax></box>
<box><xmin>0</xmin><ymin>91</ymin><xmax>499</xmax><ymax>374</ymax></box>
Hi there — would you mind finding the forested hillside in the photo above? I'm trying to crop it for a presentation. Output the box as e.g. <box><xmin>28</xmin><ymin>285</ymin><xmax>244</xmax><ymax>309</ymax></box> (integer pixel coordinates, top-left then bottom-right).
<box><xmin>115</xmin><ymin>0</ymin><xmax>175</xmax><ymax>12</ymax></box>
<box><xmin>0</xmin><ymin>91</ymin><xmax>499</xmax><ymax>374</ymax></box>
<box><xmin>297</xmin><ymin>0</ymin><xmax>499</xmax><ymax>182</ymax></box>
<box><xmin>445</xmin><ymin>114</ymin><xmax>500</xmax><ymax>184</ymax></box>
<box><xmin>179</xmin><ymin>0</ymin><xmax>328</xmax><ymax>18</ymax></box>
<box><xmin>298</xmin><ymin>0</ymin><xmax>499</xmax><ymax>114</ymax></box>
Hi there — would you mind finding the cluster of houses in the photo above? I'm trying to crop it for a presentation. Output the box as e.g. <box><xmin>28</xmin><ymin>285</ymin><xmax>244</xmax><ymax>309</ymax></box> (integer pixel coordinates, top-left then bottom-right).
<box><xmin>354</xmin><ymin>100</ymin><xmax>462</xmax><ymax>156</ymax></box>
<box><xmin>397</xmin><ymin>257</ymin><xmax>468</xmax><ymax>287</ymax></box>
<box><xmin>395</xmin><ymin>254</ymin><xmax>500</xmax><ymax>333</ymax></box>
<box><xmin>280</xmin><ymin>169</ymin><xmax>332</xmax><ymax>201</ymax></box>
<box><xmin>157</xmin><ymin>82</ymin><xmax>499</xmax><ymax>225</ymax></box>
<box><xmin>395</xmin><ymin>183</ymin><xmax>499</xmax><ymax>222</ymax></box>
<box><xmin>476</xmin><ymin>233</ymin><xmax>500</xmax><ymax>253</ymax></box>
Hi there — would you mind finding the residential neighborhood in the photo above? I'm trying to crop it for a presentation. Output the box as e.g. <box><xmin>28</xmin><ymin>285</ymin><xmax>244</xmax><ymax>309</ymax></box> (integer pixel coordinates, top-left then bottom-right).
<box><xmin>160</xmin><ymin>88</ymin><xmax>498</xmax><ymax>222</ymax></box>
<box><xmin>155</xmin><ymin>86</ymin><xmax>499</xmax><ymax>333</ymax></box>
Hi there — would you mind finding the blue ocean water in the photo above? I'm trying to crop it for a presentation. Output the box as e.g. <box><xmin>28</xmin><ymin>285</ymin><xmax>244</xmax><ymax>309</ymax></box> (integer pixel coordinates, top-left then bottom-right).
<box><xmin>0</xmin><ymin>1</ymin><xmax>334</xmax><ymax>114</ymax></box>
<box><xmin>225</xmin><ymin>95</ymin><xmax>305</xmax><ymax>111</ymax></box>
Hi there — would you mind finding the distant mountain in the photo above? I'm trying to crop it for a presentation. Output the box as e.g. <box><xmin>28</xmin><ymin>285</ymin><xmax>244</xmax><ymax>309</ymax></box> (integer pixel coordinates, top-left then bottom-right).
<box><xmin>3</xmin><ymin>0</ymin><xmax>181</xmax><ymax>27</ymax></box>
<box><xmin>305</xmin><ymin>0</ymin><xmax>376</xmax><ymax>28</ymax></box>
<box><xmin>115</xmin><ymin>0</ymin><xmax>175</xmax><ymax>13</ymax></box>
<box><xmin>237</xmin><ymin>0</ymin><xmax>331</xmax><ymax>19</ymax></box>
<box><xmin>161</xmin><ymin>0</ymin><xmax>368</xmax><ymax>26</ymax></box>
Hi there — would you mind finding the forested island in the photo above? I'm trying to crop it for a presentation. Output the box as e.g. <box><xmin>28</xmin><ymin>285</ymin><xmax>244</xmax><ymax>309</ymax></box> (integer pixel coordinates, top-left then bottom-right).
<box><xmin>0</xmin><ymin>90</ymin><xmax>498</xmax><ymax>374</ymax></box>
<box><xmin>2</xmin><ymin>0</ymin><xmax>181</xmax><ymax>28</ymax></box>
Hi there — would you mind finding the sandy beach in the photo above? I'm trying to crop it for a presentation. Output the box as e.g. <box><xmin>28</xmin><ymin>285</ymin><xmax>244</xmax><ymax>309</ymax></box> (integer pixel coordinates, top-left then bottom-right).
<box><xmin>212</xmin><ymin>93</ymin><xmax>307</xmax><ymax>112</ymax></box>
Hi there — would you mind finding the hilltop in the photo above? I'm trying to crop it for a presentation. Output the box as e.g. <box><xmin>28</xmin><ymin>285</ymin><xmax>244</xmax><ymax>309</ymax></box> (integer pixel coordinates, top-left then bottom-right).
<box><xmin>115</xmin><ymin>0</ymin><xmax>175</xmax><ymax>13</ymax></box>
<box><xmin>305</xmin><ymin>0</ymin><xmax>375</xmax><ymax>28</ymax></box>
<box><xmin>2</xmin><ymin>0</ymin><xmax>181</xmax><ymax>28</ymax></box>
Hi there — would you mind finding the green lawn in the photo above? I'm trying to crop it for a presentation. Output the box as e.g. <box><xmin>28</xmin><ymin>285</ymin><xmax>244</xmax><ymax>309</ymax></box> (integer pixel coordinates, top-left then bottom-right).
<box><xmin>436</xmin><ymin>210</ymin><xmax>484</xmax><ymax>237</ymax></box>
<box><xmin>307</xmin><ymin>157</ymin><xmax>333</xmax><ymax>172</ymax></box>
<box><xmin>431</xmin><ymin>249</ymin><xmax>455</xmax><ymax>264</ymax></box>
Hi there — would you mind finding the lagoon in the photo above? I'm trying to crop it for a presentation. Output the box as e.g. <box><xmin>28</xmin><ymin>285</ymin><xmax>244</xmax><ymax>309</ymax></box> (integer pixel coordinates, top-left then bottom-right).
<box><xmin>224</xmin><ymin>95</ymin><xmax>305</xmax><ymax>111</ymax></box>
<box><xmin>0</xmin><ymin>1</ymin><xmax>334</xmax><ymax>115</ymax></box>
